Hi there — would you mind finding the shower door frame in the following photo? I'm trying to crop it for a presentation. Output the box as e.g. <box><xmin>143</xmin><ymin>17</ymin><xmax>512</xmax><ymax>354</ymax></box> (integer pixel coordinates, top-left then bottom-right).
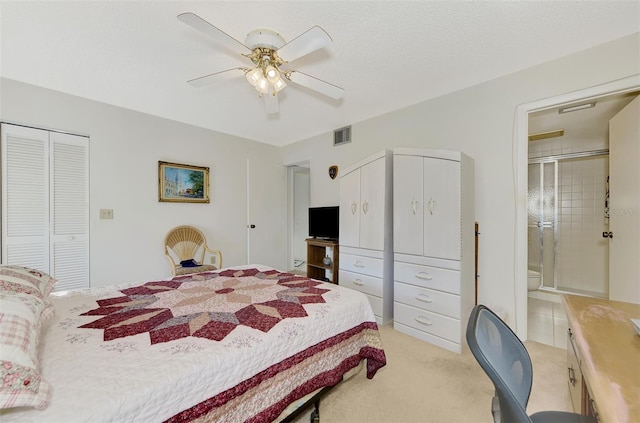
<box><xmin>528</xmin><ymin>159</ymin><xmax>559</xmax><ymax>290</ymax></box>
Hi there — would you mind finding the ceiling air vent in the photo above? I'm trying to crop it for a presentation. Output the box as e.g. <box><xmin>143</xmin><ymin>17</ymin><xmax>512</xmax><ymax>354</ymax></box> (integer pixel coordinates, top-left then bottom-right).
<box><xmin>334</xmin><ymin>126</ymin><xmax>351</xmax><ymax>146</ymax></box>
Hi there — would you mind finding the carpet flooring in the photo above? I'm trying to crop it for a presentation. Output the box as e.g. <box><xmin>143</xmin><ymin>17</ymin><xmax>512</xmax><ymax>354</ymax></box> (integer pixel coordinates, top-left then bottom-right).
<box><xmin>290</xmin><ymin>322</ymin><xmax>571</xmax><ymax>423</ymax></box>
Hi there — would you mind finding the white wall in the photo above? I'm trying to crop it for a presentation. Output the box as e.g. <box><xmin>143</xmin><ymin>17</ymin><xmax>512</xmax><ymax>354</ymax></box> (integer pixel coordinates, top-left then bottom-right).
<box><xmin>0</xmin><ymin>78</ymin><xmax>285</xmax><ymax>287</ymax></box>
<box><xmin>281</xmin><ymin>33</ymin><xmax>640</xmax><ymax>327</ymax></box>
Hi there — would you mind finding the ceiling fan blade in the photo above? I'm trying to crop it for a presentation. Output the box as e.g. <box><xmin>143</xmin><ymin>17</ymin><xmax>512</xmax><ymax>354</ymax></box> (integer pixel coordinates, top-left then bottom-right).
<box><xmin>277</xmin><ymin>26</ymin><xmax>332</xmax><ymax>63</ymax></box>
<box><xmin>187</xmin><ymin>68</ymin><xmax>246</xmax><ymax>88</ymax></box>
<box><xmin>178</xmin><ymin>12</ymin><xmax>251</xmax><ymax>53</ymax></box>
<box><xmin>263</xmin><ymin>92</ymin><xmax>279</xmax><ymax>114</ymax></box>
<box><xmin>286</xmin><ymin>71</ymin><xmax>344</xmax><ymax>100</ymax></box>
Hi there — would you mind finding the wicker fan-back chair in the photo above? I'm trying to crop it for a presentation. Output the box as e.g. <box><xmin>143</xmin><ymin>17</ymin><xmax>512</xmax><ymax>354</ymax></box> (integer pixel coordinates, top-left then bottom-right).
<box><xmin>164</xmin><ymin>225</ymin><xmax>222</xmax><ymax>276</ymax></box>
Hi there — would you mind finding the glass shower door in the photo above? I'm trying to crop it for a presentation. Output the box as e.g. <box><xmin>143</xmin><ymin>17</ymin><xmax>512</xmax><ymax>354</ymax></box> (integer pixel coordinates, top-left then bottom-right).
<box><xmin>527</xmin><ymin>162</ymin><xmax>557</xmax><ymax>289</ymax></box>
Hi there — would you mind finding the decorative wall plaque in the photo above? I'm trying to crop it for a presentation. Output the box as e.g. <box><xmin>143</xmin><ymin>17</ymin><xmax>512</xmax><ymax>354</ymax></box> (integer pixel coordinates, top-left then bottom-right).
<box><xmin>329</xmin><ymin>165</ymin><xmax>338</xmax><ymax>180</ymax></box>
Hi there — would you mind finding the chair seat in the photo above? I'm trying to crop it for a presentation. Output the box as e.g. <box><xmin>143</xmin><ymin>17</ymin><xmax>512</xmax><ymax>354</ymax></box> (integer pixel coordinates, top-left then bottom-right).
<box><xmin>175</xmin><ymin>264</ymin><xmax>218</xmax><ymax>276</ymax></box>
<box><xmin>531</xmin><ymin>411</ymin><xmax>598</xmax><ymax>423</ymax></box>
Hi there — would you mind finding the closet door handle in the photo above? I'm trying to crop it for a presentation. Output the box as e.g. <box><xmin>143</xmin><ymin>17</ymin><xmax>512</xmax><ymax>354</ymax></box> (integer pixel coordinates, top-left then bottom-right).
<box><xmin>352</xmin><ymin>279</ymin><xmax>365</xmax><ymax>286</ymax></box>
<box><xmin>415</xmin><ymin>316</ymin><xmax>432</xmax><ymax>326</ymax></box>
<box><xmin>416</xmin><ymin>294</ymin><xmax>432</xmax><ymax>303</ymax></box>
<box><xmin>416</xmin><ymin>272</ymin><xmax>432</xmax><ymax>280</ymax></box>
<box><xmin>351</xmin><ymin>201</ymin><xmax>358</xmax><ymax>215</ymax></box>
<box><xmin>362</xmin><ymin>201</ymin><xmax>369</xmax><ymax>215</ymax></box>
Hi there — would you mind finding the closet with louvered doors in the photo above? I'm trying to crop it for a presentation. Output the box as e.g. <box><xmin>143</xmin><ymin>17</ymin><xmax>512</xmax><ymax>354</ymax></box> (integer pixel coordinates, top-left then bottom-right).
<box><xmin>1</xmin><ymin>123</ymin><xmax>90</xmax><ymax>291</ymax></box>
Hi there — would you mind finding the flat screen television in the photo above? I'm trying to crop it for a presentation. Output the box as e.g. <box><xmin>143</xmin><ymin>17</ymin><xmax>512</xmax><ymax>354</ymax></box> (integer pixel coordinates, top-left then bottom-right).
<box><xmin>308</xmin><ymin>206</ymin><xmax>339</xmax><ymax>240</ymax></box>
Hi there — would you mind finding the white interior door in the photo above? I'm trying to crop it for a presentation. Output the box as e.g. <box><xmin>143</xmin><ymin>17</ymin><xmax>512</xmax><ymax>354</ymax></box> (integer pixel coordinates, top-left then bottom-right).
<box><xmin>1</xmin><ymin>123</ymin><xmax>89</xmax><ymax>290</ymax></box>
<box><xmin>50</xmin><ymin>131</ymin><xmax>90</xmax><ymax>291</ymax></box>
<box><xmin>247</xmin><ymin>158</ymin><xmax>287</xmax><ymax>270</ymax></box>
<box><xmin>1</xmin><ymin>124</ymin><xmax>50</xmax><ymax>270</ymax></box>
<box><xmin>608</xmin><ymin>95</ymin><xmax>640</xmax><ymax>304</ymax></box>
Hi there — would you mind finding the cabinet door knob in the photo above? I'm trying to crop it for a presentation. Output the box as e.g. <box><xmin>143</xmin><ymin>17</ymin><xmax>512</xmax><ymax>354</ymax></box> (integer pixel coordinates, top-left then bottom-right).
<box><xmin>411</xmin><ymin>199</ymin><xmax>419</xmax><ymax>215</ymax></box>
<box><xmin>416</xmin><ymin>272</ymin><xmax>432</xmax><ymax>280</ymax></box>
<box><xmin>428</xmin><ymin>198</ymin><xmax>437</xmax><ymax>215</ymax></box>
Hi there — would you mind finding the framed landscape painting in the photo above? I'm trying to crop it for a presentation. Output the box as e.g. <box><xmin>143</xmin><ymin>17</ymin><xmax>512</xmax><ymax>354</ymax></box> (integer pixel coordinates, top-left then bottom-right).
<box><xmin>158</xmin><ymin>161</ymin><xmax>210</xmax><ymax>203</ymax></box>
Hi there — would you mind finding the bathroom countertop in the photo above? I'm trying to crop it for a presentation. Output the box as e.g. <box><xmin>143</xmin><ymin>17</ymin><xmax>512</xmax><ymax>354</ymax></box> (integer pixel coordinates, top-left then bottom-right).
<box><xmin>562</xmin><ymin>294</ymin><xmax>640</xmax><ymax>423</ymax></box>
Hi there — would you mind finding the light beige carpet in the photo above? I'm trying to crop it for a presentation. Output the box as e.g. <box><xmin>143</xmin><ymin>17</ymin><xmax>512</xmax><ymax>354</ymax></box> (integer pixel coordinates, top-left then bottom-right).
<box><xmin>291</xmin><ymin>323</ymin><xmax>571</xmax><ymax>423</ymax></box>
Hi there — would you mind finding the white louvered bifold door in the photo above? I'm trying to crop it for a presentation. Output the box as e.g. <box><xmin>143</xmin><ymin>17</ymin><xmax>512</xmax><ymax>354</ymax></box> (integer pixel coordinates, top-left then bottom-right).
<box><xmin>1</xmin><ymin>124</ymin><xmax>51</xmax><ymax>272</ymax></box>
<box><xmin>1</xmin><ymin>123</ymin><xmax>89</xmax><ymax>291</ymax></box>
<box><xmin>50</xmin><ymin>132</ymin><xmax>89</xmax><ymax>291</ymax></box>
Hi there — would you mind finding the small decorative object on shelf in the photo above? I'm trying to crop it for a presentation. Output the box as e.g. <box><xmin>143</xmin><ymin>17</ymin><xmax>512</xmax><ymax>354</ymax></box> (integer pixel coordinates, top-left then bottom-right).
<box><xmin>323</xmin><ymin>255</ymin><xmax>332</xmax><ymax>266</ymax></box>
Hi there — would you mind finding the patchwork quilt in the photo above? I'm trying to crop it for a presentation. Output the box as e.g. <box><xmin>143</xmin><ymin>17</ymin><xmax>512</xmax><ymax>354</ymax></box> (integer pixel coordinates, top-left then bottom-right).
<box><xmin>0</xmin><ymin>266</ymin><xmax>386</xmax><ymax>422</ymax></box>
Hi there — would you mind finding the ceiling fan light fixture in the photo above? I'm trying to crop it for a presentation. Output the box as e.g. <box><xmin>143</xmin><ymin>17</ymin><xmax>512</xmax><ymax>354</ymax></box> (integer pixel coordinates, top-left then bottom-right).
<box><xmin>265</xmin><ymin>65</ymin><xmax>279</xmax><ymax>83</ymax></box>
<box><xmin>273</xmin><ymin>78</ymin><xmax>286</xmax><ymax>93</ymax></box>
<box><xmin>256</xmin><ymin>76</ymin><xmax>270</xmax><ymax>94</ymax></box>
<box><xmin>245</xmin><ymin>67</ymin><xmax>262</xmax><ymax>87</ymax></box>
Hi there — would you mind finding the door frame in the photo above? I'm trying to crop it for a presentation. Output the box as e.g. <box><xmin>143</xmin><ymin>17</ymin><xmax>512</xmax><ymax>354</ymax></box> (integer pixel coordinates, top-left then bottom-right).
<box><xmin>286</xmin><ymin>161</ymin><xmax>310</xmax><ymax>272</ymax></box>
<box><xmin>514</xmin><ymin>74</ymin><xmax>640</xmax><ymax>340</ymax></box>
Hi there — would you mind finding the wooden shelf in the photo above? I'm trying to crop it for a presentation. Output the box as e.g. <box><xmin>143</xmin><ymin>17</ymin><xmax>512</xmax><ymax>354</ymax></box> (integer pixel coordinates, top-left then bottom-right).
<box><xmin>306</xmin><ymin>238</ymin><xmax>339</xmax><ymax>284</ymax></box>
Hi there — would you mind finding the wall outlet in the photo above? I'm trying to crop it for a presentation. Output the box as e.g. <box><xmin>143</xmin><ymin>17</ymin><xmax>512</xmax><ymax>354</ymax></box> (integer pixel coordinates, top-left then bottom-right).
<box><xmin>99</xmin><ymin>209</ymin><xmax>114</xmax><ymax>219</ymax></box>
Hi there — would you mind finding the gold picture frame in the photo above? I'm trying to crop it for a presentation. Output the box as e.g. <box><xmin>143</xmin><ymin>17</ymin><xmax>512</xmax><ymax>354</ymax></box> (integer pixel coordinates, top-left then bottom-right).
<box><xmin>158</xmin><ymin>161</ymin><xmax>210</xmax><ymax>203</ymax></box>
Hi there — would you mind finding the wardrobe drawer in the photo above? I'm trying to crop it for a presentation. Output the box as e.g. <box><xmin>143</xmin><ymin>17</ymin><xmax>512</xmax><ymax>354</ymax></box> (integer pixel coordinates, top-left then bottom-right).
<box><xmin>394</xmin><ymin>261</ymin><xmax>460</xmax><ymax>294</ymax></box>
<box><xmin>339</xmin><ymin>253</ymin><xmax>383</xmax><ymax>278</ymax></box>
<box><xmin>394</xmin><ymin>282</ymin><xmax>460</xmax><ymax>319</ymax></box>
<box><xmin>339</xmin><ymin>270</ymin><xmax>383</xmax><ymax>298</ymax></box>
<box><xmin>394</xmin><ymin>302</ymin><xmax>460</xmax><ymax>343</ymax></box>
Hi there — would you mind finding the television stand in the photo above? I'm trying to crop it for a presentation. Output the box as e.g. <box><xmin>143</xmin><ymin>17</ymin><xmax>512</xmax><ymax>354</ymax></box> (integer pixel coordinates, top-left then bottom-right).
<box><xmin>306</xmin><ymin>238</ymin><xmax>339</xmax><ymax>284</ymax></box>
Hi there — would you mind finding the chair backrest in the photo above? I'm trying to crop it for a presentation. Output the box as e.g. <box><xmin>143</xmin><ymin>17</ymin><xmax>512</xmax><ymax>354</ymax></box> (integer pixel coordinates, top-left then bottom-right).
<box><xmin>466</xmin><ymin>305</ymin><xmax>533</xmax><ymax>423</ymax></box>
<box><xmin>164</xmin><ymin>225</ymin><xmax>206</xmax><ymax>262</ymax></box>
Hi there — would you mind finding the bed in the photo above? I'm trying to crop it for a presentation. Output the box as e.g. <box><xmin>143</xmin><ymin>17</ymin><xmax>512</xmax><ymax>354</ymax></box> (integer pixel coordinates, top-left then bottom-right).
<box><xmin>0</xmin><ymin>264</ymin><xmax>386</xmax><ymax>422</ymax></box>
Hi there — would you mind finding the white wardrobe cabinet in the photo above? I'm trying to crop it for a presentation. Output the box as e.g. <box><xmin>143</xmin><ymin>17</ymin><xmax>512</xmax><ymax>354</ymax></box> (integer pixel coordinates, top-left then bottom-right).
<box><xmin>393</xmin><ymin>148</ymin><xmax>474</xmax><ymax>353</ymax></box>
<box><xmin>339</xmin><ymin>150</ymin><xmax>393</xmax><ymax>325</ymax></box>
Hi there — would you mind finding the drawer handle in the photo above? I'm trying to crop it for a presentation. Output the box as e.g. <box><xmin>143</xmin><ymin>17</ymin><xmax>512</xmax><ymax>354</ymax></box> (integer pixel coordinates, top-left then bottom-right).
<box><xmin>352</xmin><ymin>279</ymin><xmax>365</xmax><ymax>286</ymax></box>
<box><xmin>416</xmin><ymin>272</ymin><xmax>432</xmax><ymax>280</ymax></box>
<box><xmin>415</xmin><ymin>316</ymin><xmax>432</xmax><ymax>326</ymax></box>
<box><xmin>568</xmin><ymin>366</ymin><xmax>576</xmax><ymax>386</ymax></box>
<box><xmin>353</xmin><ymin>261</ymin><xmax>365</xmax><ymax>268</ymax></box>
<box><xmin>416</xmin><ymin>294</ymin><xmax>432</xmax><ymax>303</ymax></box>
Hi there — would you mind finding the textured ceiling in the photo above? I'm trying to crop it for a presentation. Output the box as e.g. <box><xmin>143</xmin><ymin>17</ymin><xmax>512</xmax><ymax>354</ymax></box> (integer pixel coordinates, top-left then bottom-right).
<box><xmin>1</xmin><ymin>1</ymin><xmax>638</xmax><ymax>147</ymax></box>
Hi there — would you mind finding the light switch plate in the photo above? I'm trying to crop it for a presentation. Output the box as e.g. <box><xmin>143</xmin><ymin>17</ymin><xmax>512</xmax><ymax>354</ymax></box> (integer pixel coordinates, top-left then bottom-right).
<box><xmin>100</xmin><ymin>209</ymin><xmax>114</xmax><ymax>219</ymax></box>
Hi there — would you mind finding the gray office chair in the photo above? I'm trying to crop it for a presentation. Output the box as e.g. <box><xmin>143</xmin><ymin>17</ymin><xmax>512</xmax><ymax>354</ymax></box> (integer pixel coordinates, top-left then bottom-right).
<box><xmin>466</xmin><ymin>304</ymin><xmax>597</xmax><ymax>423</ymax></box>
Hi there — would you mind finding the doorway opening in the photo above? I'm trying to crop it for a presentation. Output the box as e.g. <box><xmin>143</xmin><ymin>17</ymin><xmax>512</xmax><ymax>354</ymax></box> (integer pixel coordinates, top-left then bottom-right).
<box><xmin>286</xmin><ymin>162</ymin><xmax>310</xmax><ymax>274</ymax></box>
<box><xmin>514</xmin><ymin>74</ymin><xmax>640</xmax><ymax>341</ymax></box>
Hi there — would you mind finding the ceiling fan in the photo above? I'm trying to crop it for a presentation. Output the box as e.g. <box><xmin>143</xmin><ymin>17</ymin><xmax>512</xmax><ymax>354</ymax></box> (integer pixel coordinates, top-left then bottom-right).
<box><xmin>177</xmin><ymin>12</ymin><xmax>344</xmax><ymax>114</ymax></box>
